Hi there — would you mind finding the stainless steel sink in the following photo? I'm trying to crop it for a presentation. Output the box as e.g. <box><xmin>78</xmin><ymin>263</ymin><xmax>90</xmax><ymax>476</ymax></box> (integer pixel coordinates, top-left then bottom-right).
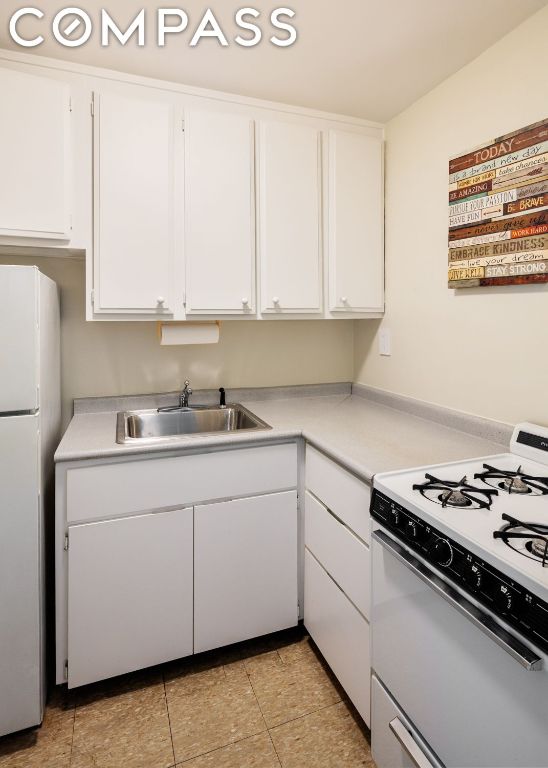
<box><xmin>116</xmin><ymin>404</ymin><xmax>271</xmax><ymax>444</ymax></box>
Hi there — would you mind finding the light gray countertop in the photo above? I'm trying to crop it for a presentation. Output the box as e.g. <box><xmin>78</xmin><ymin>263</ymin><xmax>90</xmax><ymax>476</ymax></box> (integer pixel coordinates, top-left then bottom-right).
<box><xmin>55</xmin><ymin>388</ymin><xmax>508</xmax><ymax>483</ymax></box>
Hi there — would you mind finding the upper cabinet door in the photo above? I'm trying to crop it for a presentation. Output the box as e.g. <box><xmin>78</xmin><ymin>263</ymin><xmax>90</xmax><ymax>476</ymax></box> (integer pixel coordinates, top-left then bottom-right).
<box><xmin>93</xmin><ymin>91</ymin><xmax>178</xmax><ymax>314</ymax></box>
<box><xmin>328</xmin><ymin>130</ymin><xmax>384</xmax><ymax>313</ymax></box>
<box><xmin>185</xmin><ymin>110</ymin><xmax>255</xmax><ymax>315</ymax></box>
<box><xmin>258</xmin><ymin>121</ymin><xmax>322</xmax><ymax>314</ymax></box>
<box><xmin>0</xmin><ymin>69</ymin><xmax>71</xmax><ymax>240</ymax></box>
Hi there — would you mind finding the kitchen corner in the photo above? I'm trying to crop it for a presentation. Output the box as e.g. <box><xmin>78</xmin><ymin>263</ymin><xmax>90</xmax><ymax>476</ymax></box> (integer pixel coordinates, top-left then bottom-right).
<box><xmin>56</xmin><ymin>383</ymin><xmax>508</xmax><ymax>475</ymax></box>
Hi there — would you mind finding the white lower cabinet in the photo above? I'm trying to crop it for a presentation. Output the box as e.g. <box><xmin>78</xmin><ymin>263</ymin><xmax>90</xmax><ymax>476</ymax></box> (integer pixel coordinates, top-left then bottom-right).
<box><xmin>304</xmin><ymin>549</ymin><xmax>370</xmax><ymax>725</ymax></box>
<box><xmin>67</xmin><ymin>508</ymin><xmax>193</xmax><ymax>688</ymax></box>
<box><xmin>305</xmin><ymin>491</ymin><xmax>370</xmax><ymax>618</ymax></box>
<box><xmin>57</xmin><ymin>444</ymin><xmax>299</xmax><ymax>687</ymax></box>
<box><xmin>194</xmin><ymin>491</ymin><xmax>298</xmax><ymax>653</ymax></box>
<box><xmin>304</xmin><ymin>445</ymin><xmax>371</xmax><ymax>725</ymax></box>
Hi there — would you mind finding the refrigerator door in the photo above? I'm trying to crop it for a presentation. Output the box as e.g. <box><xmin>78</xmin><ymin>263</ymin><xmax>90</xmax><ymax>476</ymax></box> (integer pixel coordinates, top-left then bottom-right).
<box><xmin>0</xmin><ymin>413</ymin><xmax>42</xmax><ymax>736</ymax></box>
<box><xmin>0</xmin><ymin>266</ymin><xmax>39</xmax><ymax>413</ymax></box>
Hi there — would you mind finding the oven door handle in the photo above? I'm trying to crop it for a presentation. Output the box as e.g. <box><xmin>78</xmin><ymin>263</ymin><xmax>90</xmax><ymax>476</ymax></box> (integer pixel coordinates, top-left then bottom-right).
<box><xmin>372</xmin><ymin>529</ymin><xmax>543</xmax><ymax>671</ymax></box>
<box><xmin>389</xmin><ymin>717</ymin><xmax>437</xmax><ymax>768</ymax></box>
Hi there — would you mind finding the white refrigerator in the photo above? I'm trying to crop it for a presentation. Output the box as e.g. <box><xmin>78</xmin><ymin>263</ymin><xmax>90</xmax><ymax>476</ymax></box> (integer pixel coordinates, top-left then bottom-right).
<box><xmin>0</xmin><ymin>265</ymin><xmax>60</xmax><ymax>736</ymax></box>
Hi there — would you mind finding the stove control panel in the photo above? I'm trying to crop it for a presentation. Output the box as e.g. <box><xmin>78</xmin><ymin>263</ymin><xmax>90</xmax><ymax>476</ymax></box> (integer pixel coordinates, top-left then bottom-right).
<box><xmin>371</xmin><ymin>490</ymin><xmax>548</xmax><ymax>654</ymax></box>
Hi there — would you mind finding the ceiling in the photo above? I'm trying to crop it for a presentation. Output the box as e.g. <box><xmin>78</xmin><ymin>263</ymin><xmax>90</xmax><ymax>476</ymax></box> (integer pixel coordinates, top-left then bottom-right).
<box><xmin>1</xmin><ymin>0</ymin><xmax>546</xmax><ymax>121</ymax></box>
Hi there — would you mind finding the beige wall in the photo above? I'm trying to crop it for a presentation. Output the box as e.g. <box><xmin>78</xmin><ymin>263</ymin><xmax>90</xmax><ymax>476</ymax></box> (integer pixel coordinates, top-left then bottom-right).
<box><xmin>0</xmin><ymin>255</ymin><xmax>353</xmax><ymax>428</ymax></box>
<box><xmin>354</xmin><ymin>5</ymin><xmax>548</xmax><ymax>427</ymax></box>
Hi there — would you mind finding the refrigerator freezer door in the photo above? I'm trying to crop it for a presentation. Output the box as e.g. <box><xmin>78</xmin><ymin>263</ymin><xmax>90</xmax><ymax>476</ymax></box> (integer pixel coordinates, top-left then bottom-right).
<box><xmin>0</xmin><ymin>413</ymin><xmax>42</xmax><ymax>736</ymax></box>
<box><xmin>0</xmin><ymin>266</ymin><xmax>38</xmax><ymax>413</ymax></box>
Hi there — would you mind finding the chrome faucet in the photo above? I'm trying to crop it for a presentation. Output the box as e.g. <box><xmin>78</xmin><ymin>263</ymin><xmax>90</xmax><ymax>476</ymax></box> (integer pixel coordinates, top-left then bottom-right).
<box><xmin>179</xmin><ymin>380</ymin><xmax>193</xmax><ymax>408</ymax></box>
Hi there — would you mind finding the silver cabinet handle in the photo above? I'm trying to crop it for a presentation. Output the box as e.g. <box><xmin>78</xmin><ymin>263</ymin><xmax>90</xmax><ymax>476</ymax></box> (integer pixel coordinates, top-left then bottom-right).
<box><xmin>372</xmin><ymin>529</ymin><xmax>543</xmax><ymax>671</ymax></box>
<box><xmin>389</xmin><ymin>718</ymin><xmax>435</xmax><ymax>768</ymax></box>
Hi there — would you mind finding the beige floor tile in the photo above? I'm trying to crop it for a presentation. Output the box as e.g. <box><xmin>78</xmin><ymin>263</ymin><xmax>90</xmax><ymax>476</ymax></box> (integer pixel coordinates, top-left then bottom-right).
<box><xmin>270</xmin><ymin>701</ymin><xmax>373</xmax><ymax>768</ymax></box>
<box><xmin>0</xmin><ymin>693</ymin><xmax>74</xmax><ymax>768</ymax></box>
<box><xmin>243</xmin><ymin>650</ymin><xmax>283</xmax><ymax>676</ymax></box>
<box><xmin>247</xmin><ymin>644</ymin><xmax>341</xmax><ymax>728</ymax></box>
<box><xmin>71</xmin><ymin>676</ymin><xmax>174</xmax><ymax>768</ymax></box>
<box><xmin>276</xmin><ymin>635</ymin><xmax>317</xmax><ymax>665</ymax></box>
<box><xmin>166</xmin><ymin>670</ymin><xmax>266</xmax><ymax>763</ymax></box>
<box><xmin>178</xmin><ymin>732</ymin><xmax>280</xmax><ymax>768</ymax></box>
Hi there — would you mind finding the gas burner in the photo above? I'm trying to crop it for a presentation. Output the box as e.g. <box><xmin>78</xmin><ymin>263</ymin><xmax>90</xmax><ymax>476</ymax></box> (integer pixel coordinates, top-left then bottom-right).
<box><xmin>413</xmin><ymin>473</ymin><xmax>498</xmax><ymax>510</ymax></box>
<box><xmin>494</xmin><ymin>513</ymin><xmax>548</xmax><ymax>566</ymax></box>
<box><xmin>474</xmin><ymin>464</ymin><xmax>548</xmax><ymax>496</ymax></box>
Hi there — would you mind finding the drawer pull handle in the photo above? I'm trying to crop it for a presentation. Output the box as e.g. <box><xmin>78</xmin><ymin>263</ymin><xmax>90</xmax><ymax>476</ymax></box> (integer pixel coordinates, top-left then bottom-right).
<box><xmin>389</xmin><ymin>717</ymin><xmax>435</xmax><ymax>768</ymax></box>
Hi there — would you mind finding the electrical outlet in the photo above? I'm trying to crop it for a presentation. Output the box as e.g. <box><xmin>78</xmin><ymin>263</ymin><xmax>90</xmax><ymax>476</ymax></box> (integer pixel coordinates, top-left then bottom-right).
<box><xmin>379</xmin><ymin>328</ymin><xmax>391</xmax><ymax>356</ymax></box>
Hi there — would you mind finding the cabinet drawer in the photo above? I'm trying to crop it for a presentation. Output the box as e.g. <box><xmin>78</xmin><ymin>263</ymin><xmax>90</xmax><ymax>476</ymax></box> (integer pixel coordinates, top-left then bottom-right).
<box><xmin>66</xmin><ymin>443</ymin><xmax>297</xmax><ymax>523</ymax></box>
<box><xmin>305</xmin><ymin>491</ymin><xmax>369</xmax><ymax>618</ymax></box>
<box><xmin>305</xmin><ymin>445</ymin><xmax>370</xmax><ymax>542</ymax></box>
<box><xmin>304</xmin><ymin>549</ymin><xmax>370</xmax><ymax>725</ymax></box>
<box><xmin>371</xmin><ymin>675</ymin><xmax>441</xmax><ymax>768</ymax></box>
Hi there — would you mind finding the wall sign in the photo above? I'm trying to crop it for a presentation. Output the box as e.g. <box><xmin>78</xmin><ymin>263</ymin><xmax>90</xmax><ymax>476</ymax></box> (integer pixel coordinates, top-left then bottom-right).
<box><xmin>448</xmin><ymin>118</ymin><xmax>548</xmax><ymax>288</ymax></box>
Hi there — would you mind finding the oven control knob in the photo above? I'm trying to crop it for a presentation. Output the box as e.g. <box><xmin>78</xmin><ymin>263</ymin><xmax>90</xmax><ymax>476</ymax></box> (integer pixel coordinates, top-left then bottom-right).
<box><xmin>463</xmin><ymin>563</ymin><xmax>482</xmax><ymax>592</ymax></box>
<box><xmin>494</xmin><ymin>585</ymin><xmax>513</xmax><ymax>614</ymax></box>
<box><xmin>429</xmin><ymin>538</ymin><xmax>453</xmax><ymax>567</ymax></box>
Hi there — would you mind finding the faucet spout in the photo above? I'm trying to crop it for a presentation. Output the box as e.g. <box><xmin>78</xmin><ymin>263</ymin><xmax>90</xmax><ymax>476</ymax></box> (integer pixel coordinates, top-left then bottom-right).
<box><xmin>179</xmin><ymin>380</ymin><xmax>193</xmax><ymax>408</ymax></box>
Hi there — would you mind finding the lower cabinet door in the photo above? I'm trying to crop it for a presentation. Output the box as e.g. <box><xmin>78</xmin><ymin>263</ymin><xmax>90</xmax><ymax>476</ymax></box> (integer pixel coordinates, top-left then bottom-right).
<box><xmin>67</xmin><ymin>508</ymin><xmax>193</xmax><ymax>687</ymax></box>
<box><xmin>304</xmin><ymin>548</ymin><xmax>370</xmax><ymax>725</ymax></box>
<box><xmin>194</xmin><ymin>491</ymin><xmax>298</xmax><ymax>653</ymax></box>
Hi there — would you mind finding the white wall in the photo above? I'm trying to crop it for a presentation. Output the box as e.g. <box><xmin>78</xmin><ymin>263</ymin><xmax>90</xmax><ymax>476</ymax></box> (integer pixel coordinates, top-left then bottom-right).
<box><xmin>0</xmin><ymin>255</ymin><xmax>353</xmax><ymax>428</ymax></box>
<box><xmin>354</xmin><ymin>5</ymin><xmax>548</xmax><ymax>427</ymax></box>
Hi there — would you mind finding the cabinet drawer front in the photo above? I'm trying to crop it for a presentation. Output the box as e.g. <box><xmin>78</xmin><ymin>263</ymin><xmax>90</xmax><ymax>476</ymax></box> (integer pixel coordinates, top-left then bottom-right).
<box><xmin>371</xmin><ymin>675</ymin><xmax>441</xmax><ymax>768</ymax></box>
<box><xmin>305</xmin><ymin>445</ymin><xmax>370</xmax><ymax>542</ymax></box>
<box><xmin>67</xmin><ymin>443</ymin><xmax>297</xmax><ymax>524</ymax></box>
<box><xmin>304</xmin><ymin>549</ymin><xmax>370</xmax><ymax>725</ymax></box>
<box><xmin>305</xmin><ymin>491</ymin><xmax>370</xmax><ymax>618</ymax></box>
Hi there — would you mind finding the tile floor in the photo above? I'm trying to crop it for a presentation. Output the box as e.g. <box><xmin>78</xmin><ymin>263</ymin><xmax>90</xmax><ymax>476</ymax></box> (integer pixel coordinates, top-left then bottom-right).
<box><xmin>0</xmin><ymin>628</ymin><xmax>375</xmax><ymax>767</ymax></box>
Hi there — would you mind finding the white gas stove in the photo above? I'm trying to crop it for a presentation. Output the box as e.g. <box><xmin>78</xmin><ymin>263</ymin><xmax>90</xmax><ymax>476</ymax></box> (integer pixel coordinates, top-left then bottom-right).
<box><xmin>369</xmin><ymin>422</ymin><xmax>548</xmax><ymax>768</ymax></box>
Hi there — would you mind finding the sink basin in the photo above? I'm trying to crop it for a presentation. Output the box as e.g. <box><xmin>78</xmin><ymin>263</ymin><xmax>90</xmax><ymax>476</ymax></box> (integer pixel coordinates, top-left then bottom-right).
<box><xmin>116</xmin><ymin>404</ymin><xmax>271</xmax><ymax>444</ymax></box>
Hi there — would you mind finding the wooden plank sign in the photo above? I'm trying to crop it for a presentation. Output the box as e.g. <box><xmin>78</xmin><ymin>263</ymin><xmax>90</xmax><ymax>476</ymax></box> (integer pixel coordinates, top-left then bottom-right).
<box><xmin>448</xmin><ymin>118</ymin><xmax>548</xmax><ymax>288</ymax></box>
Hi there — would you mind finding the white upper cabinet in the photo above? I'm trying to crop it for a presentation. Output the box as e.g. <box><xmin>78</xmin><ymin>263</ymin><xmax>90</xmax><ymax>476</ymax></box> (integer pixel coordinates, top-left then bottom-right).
<box><xmin>93</xmin><ymin>91</ymin><xmax>179</xmax><ymax>315</ymax></box>
<box><xmin>327</xmin><ymin>130</ymin><xmax>384</xmax><ymax>313</ymax></box>
<box><xmin>185</xmin><ymin>110</ymin><xmax>255</xmax><ymax>315</ymax></box>
<box><xmin>0</xmin><ymin>69</ymin><xmax>71</xmax><ymax>240</ymax></box>
<box><xmin>258</xmin><ymin>121</ymin><xmax>322</xmax><ymax>314</ymax></box>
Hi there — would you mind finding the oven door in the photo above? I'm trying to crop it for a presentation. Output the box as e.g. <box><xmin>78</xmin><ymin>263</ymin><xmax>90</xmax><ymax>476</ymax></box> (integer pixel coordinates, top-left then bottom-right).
<box><xmin>371</xmin><ymin>528</ymin><xmax>548</xmax><ymax>768</ymax></box>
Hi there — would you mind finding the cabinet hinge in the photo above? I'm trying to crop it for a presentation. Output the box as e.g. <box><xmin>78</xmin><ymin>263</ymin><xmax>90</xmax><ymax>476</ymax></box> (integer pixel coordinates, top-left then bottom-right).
<box><xmin>181</xmin><ymin>118</ymin><xmax>185</xmax><ymax>133</ymax></box>
<box><xmin>64</xmin><ymin>534</ymin><xmax>69</xmax><ymax>552</ymax></box>
<box><xmin>64</xmin><ymin>660</ymin><xmax>68</xmax><ymax>682</ymax></box>
<box><xmin>183</xmin><ymin>292</ymin><xmax>186</xmax><ymax>308</ymax></box>
<box><xmin>90</xmin><ymin>289</ymin><xmax>95</xmax><ymax>308</ymax></box>
<box><xmin>90</xmin><ymin>96</ymin><xmax>95</xmax><ymax>117</ymax></box>
<box><xmin>68</xmin><ymin>96</ymin><xmax>72</xmax><ymax>113</ymax></box>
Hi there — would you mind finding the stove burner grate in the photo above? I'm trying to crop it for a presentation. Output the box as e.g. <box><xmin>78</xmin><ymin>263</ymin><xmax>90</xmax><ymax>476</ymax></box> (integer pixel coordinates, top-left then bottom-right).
<box><xmin>413</xmin><ymin>473</ymin><xmax>498</xmax><ymax>510</ymax></box>
<box><xmin>494</xmin><ymin>513</ymin><xmax>548</xmax><ymax>567</ymax></box>
<box><xmin>474</xmin><ymin>464</ymin><xmax>548</xmax><ymax>496</ymax></box>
